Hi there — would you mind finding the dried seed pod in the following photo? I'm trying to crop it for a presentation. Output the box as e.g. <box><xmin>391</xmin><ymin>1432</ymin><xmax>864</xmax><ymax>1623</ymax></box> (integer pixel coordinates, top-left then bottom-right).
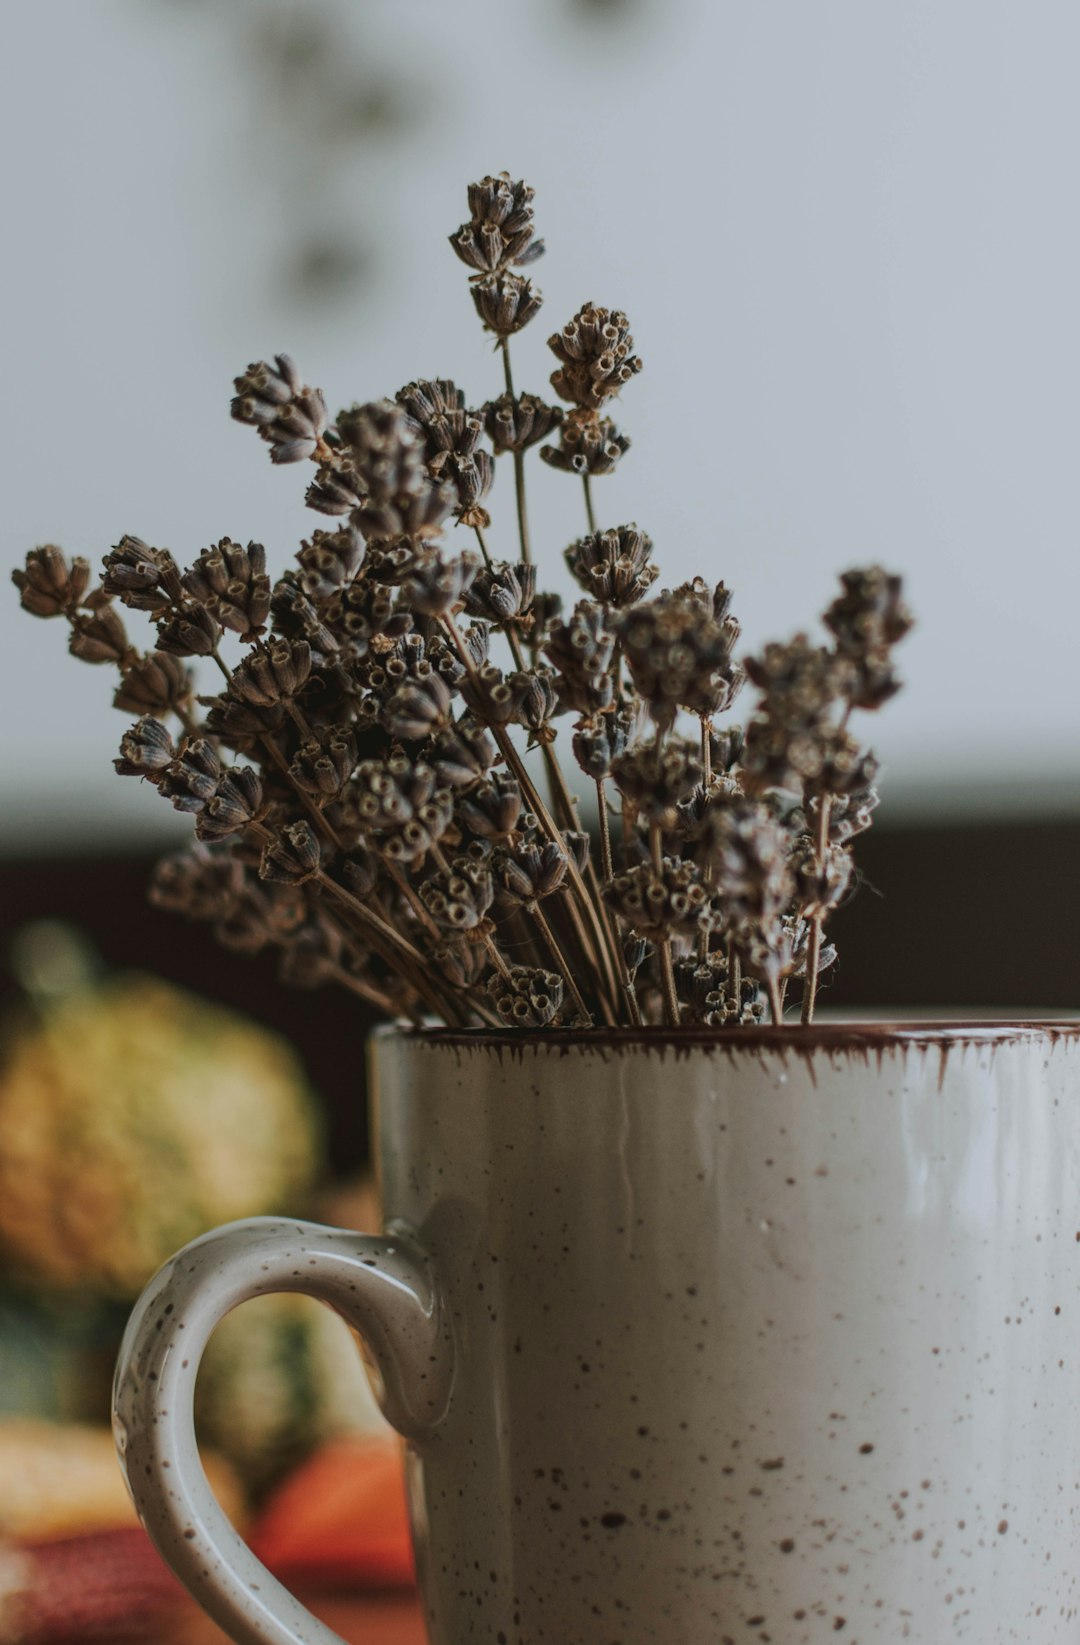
<box><xmin>352</xmin><ymin>752</ymin><xmax>454</xmax><ymax>863</ymax></box>
<box><xmin>487</xmin><ymin>964</ymin><xmax>564</xmax><ymax>1029</ymax></box>
<box><xmin>543</xmin><ymin>600</ymin><xmax>615</xmax><ymax>717</ymax></box>
<box><xmin>548</xmin><ymin>305</ymin><xmax>642</xmax><ymax>410</ymax></box>
<box><xmin>498</xmin><ymin>840</ymin><xmax>568</xmax><ymax>904</ymax></box>
<box><xmin>427</xmin><ymin>717</ymin><xmax>497</xmax><ymax>790</ymax></box>
<box><xmin>450</xmin><ymin>173</ymin><xmax>544</xmax><ymax>275</ymax></box>
<box><xmin>708</xmin><ymin>724</ymin><xmax>745</xmax><ymax>775</ymax></box>
<box><xmin>701</xmin><ymin>799</ymin><xmax>793</xmax><ymax>928</ymax></box>
<box><xmin>571</xmin><ymin>704</ymin><xmax>640</xmax><ymax>780</ymax></box>
<box><xmin>513</xmin><ymin>668</ymin><xmax>559</xmax><ymax>734</ymax></box>
<box><xmin>113</xmin><ymin>652</ymin><xmax>194</xmax><ymax>718</ymax></box>
<box><xmin>827</xmin><ymin>783</ymin><xmax>880</xmax><ymax>844</ymax></box>
<box><xmin>114</xmin><ymin>716</ymin><xmax>176</xmax><ymax>779</ymax></box>
<box><xmin>418</xmin><ymin>856</ymin><xmax>494</xmax><ymax>934</ymax></box>
<box><xmin>67</xmin><ymin>594</ymin><xmax>131</xmax><ymax>666</ymax></box>
<box><xmin>456</xmin><ymin>774</ymin><xmax>524</xmax><ymax>844</ymax></box>
<box><xmin>101</xmin><ymin>536</ymin><xmax>184</xmax><ymax>613</ymax></box>
<box><xmin>13</xmin><ymin>545</ymin><xmax>91</xmax><ymax>617</ymax></box>
<box><xmin>305</xmin><ymin>460</ymin><xmax>365</xmax><ymax>517</ymax></box>
<box><xmin>158</xmin><ymin>739</ymin><xmax>222</xmax><ymax>814</ymax></box>
<box><xmin>269</xmin><ymin>572</ymin><xmax>340</xmax><ymax>654</ymax></box>
<box><xmin>435</xmin><ymin>939</ymin><xmax>490</xmax><ymax>990</ymax></box>
<box><xmin>229</xmin><ymin>639</ymin><xmax>313</xmax><ymax>708</ymax></box>
<box><xmin>562</xmin><ymin>830</ymin><xmax>591</xmax><ymax>876</ymax></box>
<box><xmin>483</xmin><ymin>392</ymin><xmax>562</xmax><ymax>454</ymax></box>
<box><xmin>459</xmin><ymin>662</ymin><xmax>530</xmax><ymax>725</ymax></box>
<box><xmin>744</xmin><ymin>635</ymin><xmax>854</xmax><ymax>732</ymax></box>
<box><xmin>182</xmin><ymin>538</ymin><xmax>270</xmax><ymax>638</ymax></box>
<box><xmin>155</xmin><ymin>602</ymin><xmax>221</xmax><ymax>659</ymax></box>
<box><xmin>341</xmin><ymin>846</ymin><xmax>381</xmax><ymax>898</ymax></box>
<box><xmin>196</xmin><ymin>765</ymin><xmax>265</xmax><ymax>842</ymax></box>
<box><xmin>604</xmin><ymin>857</ymin><xmax>713</xmax><ymax>942</ymax></box>
<box><xmin>259</xmin><ymin>820</ymin><xmax>323</xmax><ymax>884</ymax></box>
<box><xmin>540</xmin><ymin>413</ymin><xmax>630</xmax><ymax>477</ymax></box>
<box><xmin>231</xmin><ymin>354</ymin><xmax>329</xmax><ymax>464</ymax></box>
<box><xmin>289</xmin><ymin>725</ymin><xmax>357</xmax><ymax>800</ymax></box>
<box><xmin>616</xmin><ymin>587</ymin><xmax>743</xmax><ymax>725</ymax></box>
<box><xmin>382</xmin><ymin>672</ymin><xmax>454</xmax><ymax>741</ymax></box>
<box><xmin>610</xmin><ymin>736</ymin><xmax>704</xmax><ymax>830</ymax></box>
<box><xmin>565</xmin><ymin>526</ymin><xmax>657</xmax><ymax>609</ymax></box>
<box><xmin>824</xmin><ymin>565</ymin><xmax>913</xmax><ymax>709</ymax></box>
<box><xmin>790</xmin><ymin>835</ymin><xmax>854</xmax><ymax>920</ymax></box>
<box><xmin>337</xmin><ymin>400</ymin><xmax>455</xmax><ymax>541</ymax></box>
<box><xmin>150</xmin><ymin>846</ymin><xmax>244</xmax><ymax>921</ymax></box>
<box><xmin>464</xmin><ymin>561</ymin><xmax>536</xmax><ymax>624</ymax></box>
<box><xmin>470</xmin><ymin>272</ymin><xmax>544</xmax><ymax>338</ymax></box>
<box><xmin>400</xmin><ymin>549</ymin><xmax>481</xmax><ymax>617</ymax></box>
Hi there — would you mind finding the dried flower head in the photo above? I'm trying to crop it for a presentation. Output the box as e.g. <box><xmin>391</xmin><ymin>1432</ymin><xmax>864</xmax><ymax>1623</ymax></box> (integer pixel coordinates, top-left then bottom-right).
<box><xmin>487</xmin><ymin>964</ymin><xmax>564</xmax><ymax>1028</ymax></box>
<box><xmin>605</xmin><ymin>857</ymin><xmax>713</xmax><ymax>942</ymax></box>
<box><xmin>617</xmin><ymin>588</ymin><xmax>742</xmax><ymax>724</ymax></box>
<box><xmin>450</xmin><ymin>174</ymin><xmax>544</xmax><ymax>275</ymax></box>
<box><xmin>182</xmin><ymin>539</ymin><xmax>270</xmax><ymax>639</ymax></box>
<box><xmin>540</xmin><ymin>412</ymin><xmax>631</xmax><ymax>477</ymax></box>
<box><xmin>484</xmin><ymin>392</ymin><xmax>562</xmax><ymax>454</ymax></box>
<box><xmin>548</xmin><ymin>305</ymin><xmax>642</xmax><ymax>410</ymax></box>
<box><xmin>13</xmin><ymin>546</ymin><xmax>91</xmax><ymax>617</ymax></box>
<box><xmin>232</xmin><ymin>354</ymin><xmax>329</xmax><ymax>465</ymax></box>
<box><xmin>565</xmin><ymin>526</ymin><xmax>657</xmax><ymax>609</ymax></box>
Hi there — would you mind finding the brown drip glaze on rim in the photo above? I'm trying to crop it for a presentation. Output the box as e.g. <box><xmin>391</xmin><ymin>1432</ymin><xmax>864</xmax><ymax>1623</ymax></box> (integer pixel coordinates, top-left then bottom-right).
<box><xmin>392</xmin><ymin>1019</ymin><xmax>1080</xmax><ymax>1054</ymax></box>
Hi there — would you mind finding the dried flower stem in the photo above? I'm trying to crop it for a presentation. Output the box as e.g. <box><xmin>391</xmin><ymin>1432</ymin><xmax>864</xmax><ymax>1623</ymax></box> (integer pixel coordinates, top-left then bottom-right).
<box><xmin>701</xmin><ymin>717</ymin><xmax>712</xmax><ymax>787</ymax></box>
<box><xmin>595</xmin><ymin>778</ymin><xmax>613</xmax><ymax>882</ymax></box>
<box><xmin>440</xmin><ymin>611</ymin><xmax>620</xmax><ymax>1023</ymax></box>
<box><xmin>472</xmin><ymin>523</ymin><xmax>494</xmax><ymax>571</ymax></box>
<box><xmin>528</xmin><ymin>900</ymin><xmax>592</xmax><ymax>1025</ymax></box>
<box><xmin>499</xmin><ymin>338</ymin><xmax>532</xmax><ymax>567</ymax></box>
<box><xmin>648</xmin><ymin>819</ymin><xmax>681</xmax><ymax>1026</ymax></box>
<box><xmin>583</xmin><ymin>475</ymin><xmax>598</xmax><ymax>535</ymax></box>
<box><xmin>801</xmin><ymin>794</ymin><xmax>832</xmax><ymax>1025</ymax></box>
<box><xmin>767</xmin><ymin>975</ymin><xmax>784</xmax><ymax>1026</ymax></box>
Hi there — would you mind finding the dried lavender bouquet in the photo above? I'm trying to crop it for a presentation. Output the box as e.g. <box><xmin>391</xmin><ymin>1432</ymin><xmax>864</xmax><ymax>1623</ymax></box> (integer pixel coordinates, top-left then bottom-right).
<box><xmin>13</xmin><ymin>174</ymin><xmax>911</xmax><ymax>1032</ymax></box>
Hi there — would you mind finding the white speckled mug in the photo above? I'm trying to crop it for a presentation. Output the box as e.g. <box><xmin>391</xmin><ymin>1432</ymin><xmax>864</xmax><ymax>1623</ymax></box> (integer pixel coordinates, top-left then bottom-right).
<box><xmin>116</xmin><ymin>1023</ymin><xmax>1080</xmax><ymax>1644</ymax></box>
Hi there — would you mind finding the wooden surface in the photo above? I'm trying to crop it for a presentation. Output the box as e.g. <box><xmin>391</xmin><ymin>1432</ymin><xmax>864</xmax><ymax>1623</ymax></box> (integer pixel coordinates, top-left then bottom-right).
<box><xmin>168</xmin><ymin>1591</ymin><xmax>426</xmax><ymax>1644</ymax></box>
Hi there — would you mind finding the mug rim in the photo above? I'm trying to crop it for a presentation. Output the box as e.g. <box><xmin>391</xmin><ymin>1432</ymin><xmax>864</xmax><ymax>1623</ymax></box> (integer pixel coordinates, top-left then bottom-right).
<box><xmin>375</xmin><ymin>1018</ymin><xmax>1080</xmax><ymax>1054</ymax></box>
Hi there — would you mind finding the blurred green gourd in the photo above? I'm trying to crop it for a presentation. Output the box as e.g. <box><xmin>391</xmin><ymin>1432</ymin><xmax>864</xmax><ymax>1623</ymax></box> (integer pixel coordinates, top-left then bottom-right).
<box><xmin>0</xmin><ymin>971</ymin><xmax>321</xmax><ymax>1300</ymax></box>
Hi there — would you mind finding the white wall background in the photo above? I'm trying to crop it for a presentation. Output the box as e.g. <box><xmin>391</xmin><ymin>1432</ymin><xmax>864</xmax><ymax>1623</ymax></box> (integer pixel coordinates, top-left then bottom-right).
<box><xmin>3</xmin><ymin>0</ymin><xmax>1079</xmax><ymax>851</ymax></box>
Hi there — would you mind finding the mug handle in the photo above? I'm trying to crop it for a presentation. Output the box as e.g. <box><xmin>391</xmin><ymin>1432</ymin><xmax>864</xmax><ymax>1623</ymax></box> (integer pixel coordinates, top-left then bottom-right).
<box><xmin>113</xmin><ymin>1216</ymin><xmax>452</xmax><ymax>1645</ymax></box>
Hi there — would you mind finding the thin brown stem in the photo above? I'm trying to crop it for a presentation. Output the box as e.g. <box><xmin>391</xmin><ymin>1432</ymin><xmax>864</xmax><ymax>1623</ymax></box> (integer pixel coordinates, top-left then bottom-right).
<box><xmin>801</xmin><ymin>794</ymin><xmax>832</xmax><ymax>1025</ymax></box>
<box><xmin>658</xmin><ymin>938</ymin><xmax>680</xmax><ymax>1026</ymax></box>
<box><xmin>440</xmin><ymin>613</ymin><xmax>620</xmax><ymax>1023</ymax></box>
<box><xmin>701</xmin><ymin>716</ymin><xmax>712</xmax><ymax>788</ymax></box>
<box><xmin>512</xmin><ymin>449</ymin><xmax>532</xmax><ymax>567</ymax></box>
<box><xmin>484</xmin><ymin>932</ymin><xmax>514</xmax><ymax>981</ymax></box>
<box><xmin>529</xmin><ymin>899</ymin><xmax>593</xmax><ymax>1025</ymax></box>
<box><xmin>767</xmin><ymin>975</ymin><xmax>784</xmax><ymax>1026</ymax></box>
<box><xmin>473</xmin><ymin>523</ymin><xmax>494</xmax><ymax>570</ymax></box>
<box><xmin>382</xmin><ymin>855</ymin><xmax>443</xmax><ymax>943</ymax></box>
<box><xmin>583</xmin><ymin>474</ymin><xmax>597</xmax><ymax>534</ymax></box>
<box><xmin>596</xmin><ymin>778</ymin><xmax>613</xmax><ymax>883</ymax></box>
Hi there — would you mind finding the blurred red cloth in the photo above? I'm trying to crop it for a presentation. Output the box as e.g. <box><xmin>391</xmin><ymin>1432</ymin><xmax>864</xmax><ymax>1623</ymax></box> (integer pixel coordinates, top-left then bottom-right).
<box><xmin>250</xmin><ymin>1434</ymin><xmax>414</xmax><ymax>1590</ymax></box>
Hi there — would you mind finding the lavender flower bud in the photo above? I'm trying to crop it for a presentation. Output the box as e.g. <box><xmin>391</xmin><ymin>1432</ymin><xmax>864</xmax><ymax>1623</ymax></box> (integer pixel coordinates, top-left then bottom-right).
<box><xmin>548</xmin><ymin>305</ymin><xmax>642</xmax><ymax>410</ymax></box>
<box><xmin>565</xmin><ymin>526</ymin><xmax>657</xmax><ymax>609</ymax></box>
<box><xmin>470</xmin><ymin>272</ymin><xmax>544</xmax><ymax>338</ymax></box>
<box><xmin>540</xmin><ymin>414</ymin><xmax>630</xmax><ymax>477</ymax></box>
<box><xmin>232</xmin><ymin>354</ymin><xmax>328</xmax><ymax>464</ymax></box>
<box><xmin>159</xmin><ymin>739</ymin><xmax>222</xmax><ymax>814</ymax></box>
<box><xmin>259</xmin><ymin>820</ymin><xmax>322</xmax><ymax>884</ymax></box>
<box><xmin>229</xmin><ymin>639</ymin><xmax>312</xmax><ymax>707</ymax></box>
<box><xmin>483</xmin><ymin>392</ymin><xmax>562</xmax><ymax>455</ymax></box>
<box><xmin>610</xmin><ymin>737</ymin><xmax>704</xmax><ymax>830</ymax></box>
<box><xmin>427</xmin><ymin>717</ymin><xmax>496</xmax><ymax>790</ymax></box>
<box><xmin>68</xmin><ymin>595</ymin><xmax>130</xmax><ymax>665</ymax></box>
<box><xmin>113</xmin><ymin>652</ymin><xmax>194</xmax><ymax>718</ymax></box>
<box><xmin>150</xmin><ymin>847</ymin><xmax>244</xmax><ymax>921</ymax></box>
<box><xmin>101</xmin><ymin>536</ymin><xmax>184</xmax><ymax>613</ymax></box>
<box><xmin>456</xmin><ymin>774</ymin><xmax>524</xmax><ymax>844</ymax></box>
<box><xmin>196</xmin><ymin>765</ymin><xmax>265</xmax><ymax>842</ymax></box>
<box><xmin>290</xmin><ymin>725</ymin><xmax>357</xmax><ymax>800</ymax></box>
<box><xmin>603</xmin><ymin>858</ymin><xmax>713</xmax><ymax>941</ymax></box>
<box><xmin>13</xmin><ymin>546</ymin><xmax>91</xmax><ymax>617</ymax></box>
<box><xmin>114</xmin><ymin>716</ymin><xmax>176</xmax><ymax>779</ymax></box>
<box><xmin>418</xmin><ymin>857</ymin><xmax>494</xmax><ymax>934</ymax></box>
<box><xmin>487</xmin><ymin>965</ymin><xmax>564</xmax><ymax>1029</ymax></box>
<box><xmin>182</xmin><ymin>538</ymin><xmax>270</xmax><ymax>638</ymax></box>
<box><xmin>401</xmin><ymin>549</ymin><xmax>481</xmax><ymax>617</ymax></box>
<box><xmin>450</xmin><ymin>174</ymin><xmax>544</xmax><ymax>275</ymax></box>
<box><xmin>155</xmin><ymin>602</ymin><xmax>222</xmax><ymax>659</ymax></box>
<box><xmin>464</xmin><ymin>561</ymin><xmax>535</xmax><ymax>625</ymax></box>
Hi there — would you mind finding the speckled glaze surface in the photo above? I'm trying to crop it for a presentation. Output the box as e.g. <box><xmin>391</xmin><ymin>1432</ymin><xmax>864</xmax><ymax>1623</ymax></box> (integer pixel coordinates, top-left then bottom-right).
<box><xmin>116</xmin><ymin>1023</ymin><xmax>1080</xmax><ymax>1644</ymax></box>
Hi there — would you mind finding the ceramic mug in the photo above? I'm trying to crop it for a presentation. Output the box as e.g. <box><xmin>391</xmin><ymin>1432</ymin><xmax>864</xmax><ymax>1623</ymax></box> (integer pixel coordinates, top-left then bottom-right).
<box><xmin>115</xmin><ymin>1022</ymin><xmax>1080</xmax><ymax>1644</ymax></box>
